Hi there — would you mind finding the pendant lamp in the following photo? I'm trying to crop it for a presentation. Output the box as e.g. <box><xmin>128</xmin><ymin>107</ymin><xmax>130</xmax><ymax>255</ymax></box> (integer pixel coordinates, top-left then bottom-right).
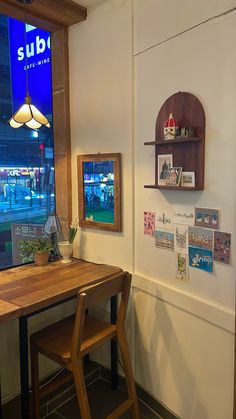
<box><xmin>8</xmin><ymin>0</ymin><xmax>50</xmax><ymax>129</ymax></box>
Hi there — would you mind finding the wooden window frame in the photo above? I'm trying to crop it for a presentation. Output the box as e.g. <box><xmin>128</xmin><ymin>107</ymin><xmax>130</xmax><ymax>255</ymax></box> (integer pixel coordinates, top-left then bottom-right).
<box><xmin>0</xmin><ymin>0</ymin><xmax>87</xmax><ymax>235</ymax></box>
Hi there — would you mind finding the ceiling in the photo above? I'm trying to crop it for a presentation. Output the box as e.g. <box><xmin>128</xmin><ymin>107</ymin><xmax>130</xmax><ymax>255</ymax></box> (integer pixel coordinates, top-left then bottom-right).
<box><xmin>73</xmin><ymin>0</ymin><xmax>105</xmax><ymax>7</ymax></box>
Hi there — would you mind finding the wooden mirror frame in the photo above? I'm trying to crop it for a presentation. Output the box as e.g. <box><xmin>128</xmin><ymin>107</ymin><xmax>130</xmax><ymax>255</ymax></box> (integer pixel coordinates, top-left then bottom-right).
<box><xmin>77</xmin><ymin>153</ymin><xmax>122</xmax><ymax>232</ymax></box>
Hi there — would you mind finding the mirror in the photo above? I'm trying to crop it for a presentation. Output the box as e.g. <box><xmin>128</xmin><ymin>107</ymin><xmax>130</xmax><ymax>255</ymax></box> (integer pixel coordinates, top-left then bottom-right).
<box><xmin>77</xmin><ymin>153</ymin><xmax>122</xmax><ymax>232</ymax></box>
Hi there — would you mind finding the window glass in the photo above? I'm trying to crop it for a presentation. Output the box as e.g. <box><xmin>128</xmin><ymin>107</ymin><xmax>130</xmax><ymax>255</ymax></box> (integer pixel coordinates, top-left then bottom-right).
<box><xmin>0</xmin><ymin>14</ymin><xmax>55</xmax><ymax>269</ymax></box>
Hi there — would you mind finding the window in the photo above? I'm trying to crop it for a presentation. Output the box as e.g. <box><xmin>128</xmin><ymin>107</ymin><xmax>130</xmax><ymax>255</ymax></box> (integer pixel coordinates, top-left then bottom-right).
<box><xmin>0</xmin><ymin>14</ymin><xmax>55</xmax><ymax>268</ymax></box>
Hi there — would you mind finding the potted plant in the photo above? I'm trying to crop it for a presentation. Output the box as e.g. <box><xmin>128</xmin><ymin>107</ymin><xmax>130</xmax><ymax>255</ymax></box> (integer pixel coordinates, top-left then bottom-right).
<box><xmin>58</xmin><ymin>218</ymin><xmax>79</xmax><ymax>264</ymax></box>
<box><xmin>18</xmin><ymin>238</ymin><xmax>52</xmax><ymax>266</ymax></box>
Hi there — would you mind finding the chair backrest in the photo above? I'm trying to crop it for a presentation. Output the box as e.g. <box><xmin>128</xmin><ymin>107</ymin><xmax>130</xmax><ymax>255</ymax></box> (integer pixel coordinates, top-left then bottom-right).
<box><xmin>71</xmin><ymin>271</ymin><xmax>131</xmax><ymax>357</ymax></box>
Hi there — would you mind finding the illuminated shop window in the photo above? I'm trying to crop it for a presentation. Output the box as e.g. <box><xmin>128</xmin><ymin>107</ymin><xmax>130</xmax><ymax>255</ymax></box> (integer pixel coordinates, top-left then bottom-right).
<box><xmin>0</xmin><ymin>14</ymin><xmax>55</xmax><ymax>268</ymax></box>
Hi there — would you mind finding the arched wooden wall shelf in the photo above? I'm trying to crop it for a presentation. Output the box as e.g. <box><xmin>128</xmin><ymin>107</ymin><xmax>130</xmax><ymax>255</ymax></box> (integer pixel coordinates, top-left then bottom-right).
<box><xmin>144</xmin><ymin>91</ymin><xmax>205</xmax><ymax>191</ymax></box>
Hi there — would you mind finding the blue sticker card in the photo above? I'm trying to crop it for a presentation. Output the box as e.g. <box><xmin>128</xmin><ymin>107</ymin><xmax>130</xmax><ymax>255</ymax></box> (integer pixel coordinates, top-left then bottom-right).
<box><xmin>189</xmin><ymin>246</ymin><xmax>213</xmax><ymax>272</ymax></box>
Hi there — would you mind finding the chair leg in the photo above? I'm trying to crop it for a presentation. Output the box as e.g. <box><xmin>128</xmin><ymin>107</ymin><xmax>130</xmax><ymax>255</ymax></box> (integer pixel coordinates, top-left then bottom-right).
<box><xmin>30</xmin><ymin>343</ymin><xmax>41</xmax><ymax>419</ymax></box>
<box><xmin>117</xmin><ymin>330</ymin><xmax>140</xmax><ymax>419</ymax></box>
<box><xmin>71</xmin><ymin>356</ymin><xmax>91</xmax><ymax>419</ymax></box>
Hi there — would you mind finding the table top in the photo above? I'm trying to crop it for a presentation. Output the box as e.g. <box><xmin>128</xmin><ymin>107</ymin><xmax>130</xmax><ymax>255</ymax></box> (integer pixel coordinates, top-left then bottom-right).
<box><xmin>0</xmin><ymin>259</ymin><xmax>122</xmax><ymax>316</ymax></box>
<box><xmin>0</xmin><ymin>299</ymin><xmax>22</xmax><ymax>324</ymax></box>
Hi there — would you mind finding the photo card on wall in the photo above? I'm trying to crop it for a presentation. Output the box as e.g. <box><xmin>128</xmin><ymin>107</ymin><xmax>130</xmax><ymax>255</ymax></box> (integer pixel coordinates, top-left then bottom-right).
<box><xmin>195</xmin><ymin>207</ymin><xmax>219</xmax><ymax>230</ymax></box>
<box><xmin>144</xmin><ymin>211</ymin><xmax>155</xmax><ymax>236</ymax></box>
<box><xmin>176</xmin><ymin>253</ymin><xmax>189</xmax><ymax>282</ymax></box>
<box><xmin>155</xmin><ymin>230</ymin><xmax>174</xmax><ymax>251</ymax></box>
<box><xmin>175</xmin><ymin>224</ymin><xmax>188</xmax><ymax>254</ymax></box>
<box><xmin>213</xmin><ymin>231</ymin><xmax>231</xmax><ymax>264</ymax></box>
<box><xmin>188</xmin><ymin>227</ymin><xmax>213</xmax><ymax>251</ymax></box>
<box><xmin>155</xmin><ymin>210</ymin><xmax>173</xmax><ymax>231</ymax></box>
<box><xmin>174</xmin><ymin>205</ymin><xmax>195</xmax><ymax>226</ymax></box>
<box><xmin>189</xmin><ymin>246</ymin><xmax>213</xmax><ymax>272</ymax></box>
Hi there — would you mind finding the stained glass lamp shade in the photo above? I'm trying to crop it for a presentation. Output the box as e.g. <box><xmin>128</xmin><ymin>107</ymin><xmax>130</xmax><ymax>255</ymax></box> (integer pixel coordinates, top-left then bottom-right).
<box><xmin>8</xmin><ymin>0</ymin><xmax>50</xmax><ymax>129</ymax></box>
<box><xmin>9</xmin><ymin>95</ymin><xmax>50</xmax><ymax>129</ymax></box>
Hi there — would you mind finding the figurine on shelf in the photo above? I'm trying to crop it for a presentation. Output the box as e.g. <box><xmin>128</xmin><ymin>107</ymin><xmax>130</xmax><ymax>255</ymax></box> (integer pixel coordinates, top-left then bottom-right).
<box><xmin>164</xmin><ymin>113</ymin><xmax>179</xmax><ymax>140</ymax></box>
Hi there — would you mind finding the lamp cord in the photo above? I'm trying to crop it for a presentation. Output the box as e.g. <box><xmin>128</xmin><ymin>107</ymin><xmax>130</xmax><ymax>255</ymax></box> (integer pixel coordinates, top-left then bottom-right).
<box><xmin>23</xmin><ymin>0</ymin><xmax>29</xmax><ymax>97</ymax></box>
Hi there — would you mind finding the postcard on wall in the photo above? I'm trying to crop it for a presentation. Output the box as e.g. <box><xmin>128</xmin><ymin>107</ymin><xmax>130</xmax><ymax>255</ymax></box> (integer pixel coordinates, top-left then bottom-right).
<box><xmin>175</xmin><ymin>225</ymin><xmax>188</xmax><ymax>254</ymax></box>
<box><xmin>176</xmin><ymin>253</ymin><xmax>189</xmax><ymax>281</ymax></box>
<box><xmin>173</xmin><ymin>205</ymin><xmax>195</xmax><ymax>226</ymax></box>
<box><xmin>188</xmin><ymin>227</ymin><xmax>213</xmax><ymax>251</ymax></box>
<box><xmin>155</xmin><ymin>210</ymin><xmax>173</xmax><ymax>231</ymax></box>
<box><xmin>144</xmin><ymin>211</ymin><xmax>155</xmax><ymax>236</ymax></box>
<box><xmin>195</xmin><ymin>207</ymin><xmax>219</xmax><ymax>230</ymax></box>
<box><xmin>165</xmin><ymin>167</ymin><xmax>182</xmax><ymax>186</ymax></box>
<box><xmin>157</xmin><ymin>154</ymin><xmax>173</xmax><ymax>186</ymax></box>
<box><xmin>213</xmin><ymin>231</ymin><xmax>231</xmax><ymax>264</ymax></box>
<box><xmin>189</xmin><ymin>246</ymin><xmax>213</xmax><ymax>272</ymax></box>
<box><xmin>154</xmin><ymin>230</ymin><xmax>174</xmax><ymax>251</ymax></box>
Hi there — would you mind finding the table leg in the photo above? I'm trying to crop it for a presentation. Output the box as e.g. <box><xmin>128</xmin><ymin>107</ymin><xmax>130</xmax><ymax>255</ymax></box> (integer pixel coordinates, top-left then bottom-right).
<box><xmin>110</xmin><ymin>295</ymin><xmax>118</xmax><ymax>389</ymax></box>
<box><xmin>19</xmin><ymin>317</ymin><xmax>30</xmax><ymax>419</ymax></box>
<box><xmin>0</xmin><ymin>379</ymin><xmax>2</xmax><ymax>419</ymax></box>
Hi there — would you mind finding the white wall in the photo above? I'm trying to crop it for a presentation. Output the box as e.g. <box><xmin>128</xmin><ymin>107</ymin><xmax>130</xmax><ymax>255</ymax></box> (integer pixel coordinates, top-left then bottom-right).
<box><xmin>134</xmin><ymin>1</ymin><xmax>236</xmax><ymax>307</ymax></box>
<box><xmin>69</xmin><ymin>1</ymin><xmax>235</xmax><ymax>418</ymax></box>
<box><xmin>133</xmin><ymin>276</ymin><xmax>234</xmax><ymax>419</ymax></box>
<box><xmin>69</xmin><ymin>0</ymin><xmax>134</xmax><ymax>271</ymax></box>
<box><xmin>133</xmin><ymin>3</ymin><xmax>236</xmax><ymax>417</ymax></box>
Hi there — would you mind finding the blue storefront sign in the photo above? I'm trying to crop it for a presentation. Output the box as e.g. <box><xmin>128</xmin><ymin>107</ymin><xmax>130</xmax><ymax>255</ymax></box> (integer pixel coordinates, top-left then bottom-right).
<box><xmin>8</xmin><ymin>18</ymin><xmax>52</xmax><ymax>115</ymax></box>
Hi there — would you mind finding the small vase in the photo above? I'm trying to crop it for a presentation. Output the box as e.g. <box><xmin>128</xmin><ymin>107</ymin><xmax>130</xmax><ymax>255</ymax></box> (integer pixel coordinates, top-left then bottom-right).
<box><xmin>58</xmin><ymin>241</ymin><xmax>73</xmax><ymax>264</ymax></box>
<box><xmin>34</xmin><ymin>251</ymin><xmax>49</xmax><ymax>266</ymax></box>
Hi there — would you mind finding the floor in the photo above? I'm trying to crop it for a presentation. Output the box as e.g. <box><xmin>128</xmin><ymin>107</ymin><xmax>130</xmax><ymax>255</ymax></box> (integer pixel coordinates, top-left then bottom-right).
<box><xmin>2</xmin><ymin>378</ymin><xmax>162</xmax><ymax>419</ymax></box>
<box><xmin>44</xmin><ymin>378</ymin><xmax>162</xmax><ymax>419</ymax></box>
<box><xmin>2</xmin><ymin>360</ymin><xmax>162</xmax><ymax>419</ymax></box>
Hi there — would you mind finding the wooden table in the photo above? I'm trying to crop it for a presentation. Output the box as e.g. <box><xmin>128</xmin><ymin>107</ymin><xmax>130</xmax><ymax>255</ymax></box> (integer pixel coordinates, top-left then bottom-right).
<box><xmin>0</xmin><ymin>299</ymin><xmax>22</xmax><ymax>323</ymax></box>
<box><xmin>0</xmin><ymin>259</ymin><xmax>122</xmax><ymax>419</ymax></box>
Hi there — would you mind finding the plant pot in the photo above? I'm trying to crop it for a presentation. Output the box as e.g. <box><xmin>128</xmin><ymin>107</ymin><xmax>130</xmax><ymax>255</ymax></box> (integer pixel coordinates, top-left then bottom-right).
<box><xmin>34</xmin><ymin>251</ymin><xmax>49</xmax><ymax>266</ymax></box>
<box><xmin>58</xmin><ymin>241</ymin><xmax>73</xmax><ymax>264</ymax></box>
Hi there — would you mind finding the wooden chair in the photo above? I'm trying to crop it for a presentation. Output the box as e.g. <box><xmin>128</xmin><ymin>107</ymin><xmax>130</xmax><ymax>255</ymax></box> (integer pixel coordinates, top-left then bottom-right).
<box><xmin>30</xmin><ymin>271</ymin><xmax>140</xmax><ymax>419</ymax></box>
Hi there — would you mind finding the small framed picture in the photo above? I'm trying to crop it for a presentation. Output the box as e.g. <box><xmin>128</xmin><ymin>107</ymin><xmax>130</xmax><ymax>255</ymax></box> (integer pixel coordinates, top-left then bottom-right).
<box><xmin>165</xmin><ymin>167</ymin><xmax>182</xmax><ymax>186</ymax></box>
<box><xmin>181</xmin><ymin>171</ymin><xmax>195</xmax><ymax>187</ymax></box>
<box><xmin>157</xmin><ymin>154</ymin><xmax>173</xmax><ymax>186</ymax></box>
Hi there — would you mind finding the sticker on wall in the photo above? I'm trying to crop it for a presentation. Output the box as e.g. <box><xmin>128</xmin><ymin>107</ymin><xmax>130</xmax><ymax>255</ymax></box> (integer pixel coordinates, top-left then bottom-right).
<box><xmin>176</xmin><ymin>253</ymin><xmax>189</xmax><ymax>281</ymax></box>
<box><xmin>213</xmin><ymin>231</ymin><xmax>231</xmax><ymax>264</ymax></box>
<box><xmin>155</xmin><ymin>210</ymin><xmax>173</xmax><ymax>231</ymax></box>
<box><xmin>195</xmin><ymin>207</ymin><xmax>219</xmax><ymax>230</ymax></box>
<box><xmin>175</xmin><ymin>225</ymin><xmax>188</xmax><ymax>254</ymax></box>
<box><xmin>173</xmin><ymin>205</ymin><xmax>194</xmax><ymax>226</ymax></box>
<box><xmin>189</xmin><ymin>246</ymin><xmax>213</xmax><ymax>272</ymax></box>
<box><xmin>155</xmin><ymin>230</ymin><xmax>174</xmax><ymax>251</ymax></box>
<box><xmin>144</xmin><ymin>211</ymin><xmax>155</xmax><ymax>236</ymax></box>
<box><xmin>188</xmin><ymin>227</ymin><xmax>213</xmax><ymax>251</ymax></box>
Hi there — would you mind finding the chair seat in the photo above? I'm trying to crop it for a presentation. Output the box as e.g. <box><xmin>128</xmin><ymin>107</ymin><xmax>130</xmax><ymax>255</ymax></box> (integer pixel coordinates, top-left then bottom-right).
<box><xmin>31</xmin><ymin>315</ymin><xmax>117</xmax><ymax>366</ymax></box>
